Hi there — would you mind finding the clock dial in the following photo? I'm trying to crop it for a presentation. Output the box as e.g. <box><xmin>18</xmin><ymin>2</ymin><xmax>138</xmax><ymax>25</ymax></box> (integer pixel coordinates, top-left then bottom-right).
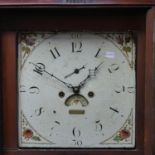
<box><xmin>18</xmin><ymin>32</ymin><xmax>135</xmax><ymax>148</ymax></box>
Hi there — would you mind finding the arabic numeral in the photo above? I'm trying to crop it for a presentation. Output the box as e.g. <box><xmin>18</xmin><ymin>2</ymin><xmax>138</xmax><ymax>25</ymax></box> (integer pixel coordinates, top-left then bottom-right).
<box><xmin>114</xmin><ymin>85</ymin><xmax>125</xmax><ymax>93</ymax></box>
<box><xmin>114</xmin><ymin>85</ymin><xmax>135</xmax><ymax>94</ymax></box>
<box><xmin>19</xmin><ymin>85</ymin><xmax>26</xmax><ymax>93</ymax></box>
<box><xmin>95</xmin><ymin>120</ymin><xmax>103</xmax><ymax>132</ymax></box>
<box><xmin>72</xmin><ymin>139</ymin><xmax>82</xmax><ymax>146</ymax></box>
<box><xmin>72</xmin><ymin>127</ymin><xmax>82</xmax><ymax>146</ymax></box>
<box><xmin>72</xmin><ymin>42</ymin><xmax>82</xmax><ymax>53</ymax></box>
<box><xmin>72</xmin><ymin>127</ymin><xmax>81</xmax><ymax>137</ymax></box>
<box><xmin>127</xmin><ymin>86</ymin><xmax>135</xmax><ymax>93</ymax></box>
<box><xmin>19</xmin><ymin>85</ymin><xmax>40</xmax><ymax>94</ymax></box>
<box><xmin>33</xmin><ymin>62</ymin><xmax>45</xmax><ymax>76</ymax></box>
<box><xmin>29</xmin><ymin>86</ymin><xmax>40</xmax><ymax>94</ymax></box>
<box><xmin>35</xmin><ymin>107</ymin><xmax>44</xmax><ymax>116</ymax></box>
<box><xmin>108</xmin><ymin>64</ymin><xmax>119</xmax><ymax>73</ymax></box>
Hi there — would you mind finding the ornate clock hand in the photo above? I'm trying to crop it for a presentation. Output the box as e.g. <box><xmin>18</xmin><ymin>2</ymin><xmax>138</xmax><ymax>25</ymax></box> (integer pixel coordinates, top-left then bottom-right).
<box><xmin>29</xmin><ymin>62</ymin><xmax>73</xmax><ymax>88</ymax></box>
<box><xmin>79</xmin><ymin>74</ymin><xmax>91</xmax><ymax>88</ymax></box>
<box><xmin>79</xmin><ymin>61</ymin><xmax>104</xmax><ymax>88</ymax></box>
<box><xmin>64</xmin><ymin>64</ymin><xmax>86</xmax><ymax>79</ymax></box>
<box><xmin>45</xmin><ymin>71</ymin><xmax>73</xmax><ymax>88</ymax></box>
<box><xmin>94</xmin><ymin>61</ymin><xmax>104</xmax><ymax>72</ymax></box>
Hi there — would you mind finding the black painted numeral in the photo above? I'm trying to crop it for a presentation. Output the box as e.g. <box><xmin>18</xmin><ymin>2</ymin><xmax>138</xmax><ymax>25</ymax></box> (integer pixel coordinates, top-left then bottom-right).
<box><xmin>29</xmin><ymin>86</ymin><xmax>40</xmax><ymax>94</ymax></box>
<box><xmin>50</xmin><ymin>47</ymin><xmax>60</xmax><ymax>59</ymax></box>
<box><xmin>114</xmin><ymin>86</ymin><xmax>135</xmax><ymax>94</ymax></box>
<box><xmin>55</xmin><ymin>121</ymin><xmax>61</xmax><ymax>125</ymax></box>
<box><xmin>72</xmin><ymin>42</ymin><xmax>82</xmax><ymax>53</ymax></box>
<box><xmin>72</xmin><ymin>139</ymin><xmax>82</xmax><ymax>146</ymax></box>
<box><xmin>114</xmin><ymin>85</ymin><xmax>125</xmax><ymax>93</ymax></box>
<box><xmin>109</xmin><ymin>107</ymin><xmax>119</xmax><ymax>113</ymax></box>
<box><xmin>19</xmin><ymin>85</ymin><xmax>26</xmax><ymax>93</ymax></box>
<box><xmin>35</xmin><ymin>107</ymin><xmax>44</xmax><ymax>116</ymax></box>
<box><xmin>19</xmin><ymin>85</ymin><xmax>40</xmax><ymax>94</ymax></box>
<box><xmin>95</xmin><ymin>120</ymin><xmax>103</xmax><ymax>132</ymax></box>
<box><xmin>127</xmin><ymin>86</ymin><xmax>135</xmax><ymax>93</ymax></box>
<box><xmin>72</xmin><ymin>127</ymin><xmax>82</xmax><ymax>146</ymax></box>
<box><xmin>94</xmin><ymin>48</ymin><xmax>101</xmax><ymax>58</ymax></box>
<box><xmin>33</xmin><ymin>63</ymin><xmax>45</xmax><ymax>76</ymax></box>
<box><xmin>108</xmin><ymin>64</ymin><xmax>119</xmax><ymax>73</ymax></box>
<box><xmin>72</xmin><ymin>127</ymin><xmax>81</xmax><ymax>137</ymax></box>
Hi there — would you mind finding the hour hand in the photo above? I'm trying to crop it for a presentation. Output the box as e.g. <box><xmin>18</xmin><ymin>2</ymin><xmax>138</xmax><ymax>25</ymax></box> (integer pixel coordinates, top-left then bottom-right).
<box><xmin>79</xmin><ymin>74</ymin><xmax>91</xmax><ymax>88</ymax></box>
<box><xmin>64</xmin><ymin>71</ymin><xmax>75</xmax><ymax>79</ymax></box>
<box><xmin>94</xmin><ymin>61</ymin><xmax>104</xmax><ymax>72</ymax></box>
<box><xmin>78</xmin><ymin>62</ymin><xmax>104</xmax><ymax>88</ymax></box>
<box><xmin>64</xmin><ymin>64</ymin><xmax>86</xmax><ymax>79</ymax></box>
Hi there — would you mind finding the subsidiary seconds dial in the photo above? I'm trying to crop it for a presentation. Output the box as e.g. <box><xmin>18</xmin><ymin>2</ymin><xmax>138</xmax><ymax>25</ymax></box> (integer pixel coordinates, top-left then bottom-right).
<box><xmin>18</xmin><ymin>32</ymin><xmax>136</xmax><ymax>148</ymax></box>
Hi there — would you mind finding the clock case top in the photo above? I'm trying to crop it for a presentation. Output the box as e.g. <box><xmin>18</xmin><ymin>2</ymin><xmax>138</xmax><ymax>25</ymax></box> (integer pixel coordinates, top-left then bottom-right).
<box><xmin>0</xmin><ymin>0</ymin><xmax>154</xmax><ymax>6</ymax></box>
<box><xmin>0</xmin><ymin>2</ymin><xmax>155</xmax><ymax>155</ymax></box>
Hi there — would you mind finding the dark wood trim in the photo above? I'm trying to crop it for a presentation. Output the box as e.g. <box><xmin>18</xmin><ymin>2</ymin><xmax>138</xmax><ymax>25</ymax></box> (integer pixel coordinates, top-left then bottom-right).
<box><xmin>0</xmin><ymin>33</ymin><xmax>2</xmax><ymax>148</ymax></box>
<box><xmin>146</xmin><ymin>7</ymin><xmax>155</xmax><ymax>155</ymax></box>
<box><xmin>136</xmin><ymin>31</ymin><xmax>145</xmax><ymax>154</ymax></box>
<box><xmin>1</xmin><ymin>32</ymin><xmax>17</xmax><ymax>148</ymax></box>
<box><xmin>0</xmin><ymin>0</ymin><xmax>154</xmax><ymax>7</ymax></box>
<box><xmin>0</xmin><ymin>7</ymin><xmax>147</xmax><ymax>31</ymax></box>
<box><xmin>0</xmin><ymin>150</ymin><xmax>145</xmax><ymax>155</ymax></box>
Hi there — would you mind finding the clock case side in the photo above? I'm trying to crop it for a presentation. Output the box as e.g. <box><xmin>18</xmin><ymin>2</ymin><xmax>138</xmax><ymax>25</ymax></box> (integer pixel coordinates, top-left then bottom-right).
<box><xmin>145</xmin><ymin>7</ymin><xmax>155</xmax><ymax>155</ymax></box>
<box><xmin>0</xmin><ymin>32</ymin><xmax>17</xmax><ymax>150</ymax></box>
<box><xmin>0</xmin><ymin>6</ymin><xmax>152</xmax><ymax>155</ymax></box>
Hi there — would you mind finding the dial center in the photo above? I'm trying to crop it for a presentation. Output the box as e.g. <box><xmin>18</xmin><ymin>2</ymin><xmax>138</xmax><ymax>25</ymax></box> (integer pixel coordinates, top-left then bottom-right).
<box><xmin>74</xmin><ymin>68</ymin><xmax>79</xmax><ymax>74</ymax></box>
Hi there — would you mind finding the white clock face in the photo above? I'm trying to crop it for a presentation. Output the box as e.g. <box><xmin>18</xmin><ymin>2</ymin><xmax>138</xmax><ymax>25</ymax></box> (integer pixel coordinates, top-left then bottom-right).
<box><xmin>18</xmin><ymin>32</ymin><xmax>135</xmax><ymax>148</ymax></box>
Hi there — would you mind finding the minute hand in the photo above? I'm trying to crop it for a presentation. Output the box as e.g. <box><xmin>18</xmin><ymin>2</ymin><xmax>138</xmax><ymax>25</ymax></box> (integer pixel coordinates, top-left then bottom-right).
<box><xmin>30</xmin><ymin>62</ymin><xmax>73</xmax><ymax>89</ymax></box>
<box><xmin>44</xmin><ymin>70</ymin><xmax>73</xmax><ymax>88</ymax></box>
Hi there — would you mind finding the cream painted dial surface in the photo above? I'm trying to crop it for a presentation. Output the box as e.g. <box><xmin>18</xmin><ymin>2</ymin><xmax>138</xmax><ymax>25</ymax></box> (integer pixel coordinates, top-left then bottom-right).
<box><xmin>18</xmin><ymin>32</ymin><xmax>135</xmax><ymax>148</ymax></box>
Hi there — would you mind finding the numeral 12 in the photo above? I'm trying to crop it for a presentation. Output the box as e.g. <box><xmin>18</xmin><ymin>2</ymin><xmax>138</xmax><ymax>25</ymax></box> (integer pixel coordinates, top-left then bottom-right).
<box><xmin>72</xmin><ymin>42</ymin><xmax>82</xmax><ymax>53</ymax></box>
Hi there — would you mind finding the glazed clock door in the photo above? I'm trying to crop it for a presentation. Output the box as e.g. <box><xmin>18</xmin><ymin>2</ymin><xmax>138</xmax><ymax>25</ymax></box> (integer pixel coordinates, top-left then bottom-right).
<box><xmin>18</xmin><ymin>32</ymin><xmax>136</xmax><ymax>148</ymax></box>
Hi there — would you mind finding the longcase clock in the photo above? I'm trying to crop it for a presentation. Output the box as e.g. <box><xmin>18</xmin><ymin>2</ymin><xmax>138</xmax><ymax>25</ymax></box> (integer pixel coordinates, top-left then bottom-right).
<box><xmin>0</xmin><ymin>1</ymin><xmax>155</xmax><ymax>155</ymax></box>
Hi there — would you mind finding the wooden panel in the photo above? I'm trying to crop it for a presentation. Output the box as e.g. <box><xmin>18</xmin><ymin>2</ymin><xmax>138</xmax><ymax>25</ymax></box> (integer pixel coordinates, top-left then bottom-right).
<box><xmin>0</xmin><ymin>150</ymin><xmax>145</xmax><ymax>155</ymax></box>
<box><xmin>0</xmin><ymin>8</ymin><xmax>147</xmax><ymax>31</ymax></box>
<box><xmin>1</xmin><ymin>32</ymin><xmax>17</xmax><ymax>148</ymax></box>
<box><xmin>136</xmin><ymin>31</ymin><xmax>145</xmax><ymax>153</ymax></box>
<box><xmin>0</xmin><ymin>33</ymin><xmax>3</xmax><ymax>148</ymax></box>
<box><xmin>0</xmin><ymin>0</ymin><xmax>154</xmax><ymax>6</ymax></box>
<box><xmin>145</xmin><ymin>7</ymin><xmax>155</xmax><ymax>155</ymax></box>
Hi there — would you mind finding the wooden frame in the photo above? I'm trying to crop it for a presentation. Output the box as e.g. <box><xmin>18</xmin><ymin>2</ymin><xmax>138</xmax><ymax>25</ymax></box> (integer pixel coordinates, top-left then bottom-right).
<box><xmin>0</xmin><ymin>1</ymin><xmax>154</xmax><ymax>155</ymax></box>
<box><xmin>0</xmin><ymin>0</ymin><xmax>154</xmax><ymax>6</ymax></box>
<box><xmin>145</xmin><ymin>7</ymin><xmax>155</xmax><ymax>155</ymax></box>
